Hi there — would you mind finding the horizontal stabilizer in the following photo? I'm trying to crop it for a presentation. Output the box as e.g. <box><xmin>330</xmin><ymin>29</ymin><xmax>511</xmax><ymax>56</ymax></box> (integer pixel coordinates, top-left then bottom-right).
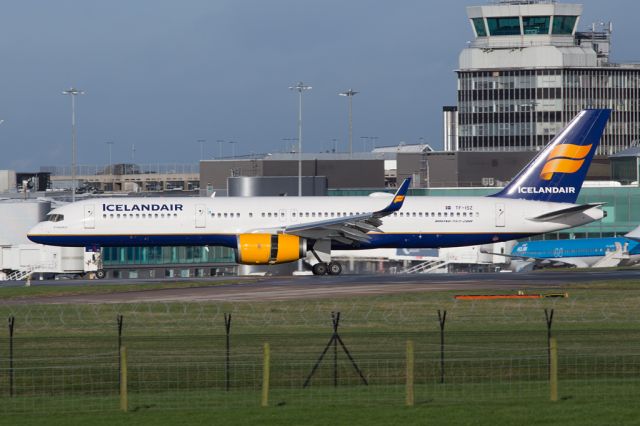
<box><xmin>527</xmin><ymin>203</ymin><xmax>605</xmax><ymax>222</ymax></box>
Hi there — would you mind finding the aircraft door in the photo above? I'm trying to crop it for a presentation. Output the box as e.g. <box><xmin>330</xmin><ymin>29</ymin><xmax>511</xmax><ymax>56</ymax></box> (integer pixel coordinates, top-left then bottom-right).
<box><xmin>195</xmin><ymin>204</ymin><xmax>206</xmax><ymax>228</ymax></box>
<box><xmin>495</xmin><ymin>203</ymin><xmax>505</xmax><ymax>228</ymax></box>
<box><xmin>84</xmin><ymin>204</ymin><xmax>95</xmax><ymax>229</ymax></box>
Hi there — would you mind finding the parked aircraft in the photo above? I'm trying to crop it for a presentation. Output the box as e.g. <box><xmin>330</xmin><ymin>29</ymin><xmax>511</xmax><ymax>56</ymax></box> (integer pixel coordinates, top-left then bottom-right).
<box><xmin>506</xmin><ymin>235</ymin><xmax>640</xmax><ymax>270</ymax></box>
<box><xmin>28</xmin><ymin>109</ymin><xmax>611</xmax><ymax>276</ymax></box>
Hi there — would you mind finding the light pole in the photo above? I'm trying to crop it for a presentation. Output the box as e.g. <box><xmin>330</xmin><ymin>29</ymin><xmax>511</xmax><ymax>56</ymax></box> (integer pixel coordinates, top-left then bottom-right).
<box><xmin>228</xmin><ymin>140</ymin><xmax>237</xmax><ymax>158</ymax></box>
<box><xmin>360</xmin><ymin>136</ymin><xmax>379</xmax><ymax>152</ymax></box>
<box><xmin>282</xmin><ymin>138</ymin><xmax>297</xmax><ymax>153</ymax></box>
<box><xmin>197</xmin><ymin>139</ymin><xmax>206</xmax><ymax>160</ymax></box>
<box><xmin>289</xmin><ymin>81</ymin><xmax>312</xmax><ymax>197</ymax></box>
<box><xmin>339</xmin><ymin>89</ymin><xmax>358</xmax><ymax>157</ymax></box>
<box><xmin>216</xmin><ymin>139</ymin><xmax>225</xmax><ymax>158</ymax></box>
<box><xmin>62</xmin><ymin>87</ymin><xmax>85</xmax><ymax>202</ymax></box>
<box><xmin>106</xmin><ymin>141</ymin><xmax>114</xmax><ymax>191</ymax></box>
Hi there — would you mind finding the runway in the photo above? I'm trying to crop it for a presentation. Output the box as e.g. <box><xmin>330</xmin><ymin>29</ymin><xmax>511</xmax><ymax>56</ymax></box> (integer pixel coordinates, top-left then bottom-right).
<box><xmin>1</xmin><ymin>269</ymin><xmax>639</xmax><ymax>305</ymax></box>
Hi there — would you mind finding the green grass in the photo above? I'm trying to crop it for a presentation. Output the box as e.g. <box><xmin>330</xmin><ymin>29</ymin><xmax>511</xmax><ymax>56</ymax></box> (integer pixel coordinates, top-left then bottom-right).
<box><xmin>5</xmin><ymin>397</ymin><xmax>640</xmax><ymax>426</ymax></box>
<box><xmin>0</xmin><ymin>279</ymin><xmax>640</xmax><ymax>424</ymax></box>
<box><xmin>0</xmin><ymin>278</ymin><xmax>254</xmax><ymax>300</ymax></box>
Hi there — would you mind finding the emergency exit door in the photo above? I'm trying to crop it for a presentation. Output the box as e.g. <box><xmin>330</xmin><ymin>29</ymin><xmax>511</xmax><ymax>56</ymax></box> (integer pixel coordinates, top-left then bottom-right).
<box><xmin>195</xmin><ymin>204</ymin><xmax>206</xmax><ymax>228</ymax></box>
<box><xmin>495</xmin><ymin>203</ymin><xmax>505</xmax><ymax>228</ymax></box>
<box><xmin>84</xmin><ymin>204</ymin><xmax>95</xmax><ymax>229</ymax></box>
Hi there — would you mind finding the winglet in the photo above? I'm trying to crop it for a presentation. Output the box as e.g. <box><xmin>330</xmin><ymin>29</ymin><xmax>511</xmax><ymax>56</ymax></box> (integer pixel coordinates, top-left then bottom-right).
<box><xmin>376</xmin><ymin>178</ymin><xmax>411</xmax><ymax>215</ymax></box>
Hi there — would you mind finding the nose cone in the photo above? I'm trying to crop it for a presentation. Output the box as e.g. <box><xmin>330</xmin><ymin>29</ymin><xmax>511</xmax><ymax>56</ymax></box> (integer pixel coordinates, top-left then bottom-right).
<box><xmin>27</xmin><ymin>222</ymin><xmax>48</xmax><ymax>244</ymax></box>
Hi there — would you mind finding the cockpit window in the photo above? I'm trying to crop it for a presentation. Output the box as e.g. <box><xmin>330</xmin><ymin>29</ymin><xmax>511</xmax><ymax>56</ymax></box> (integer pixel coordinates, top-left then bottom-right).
<box><xmin>47</xmin><ymin>214</ymin><xmax>64</xmax><ymax>222</ymax></box>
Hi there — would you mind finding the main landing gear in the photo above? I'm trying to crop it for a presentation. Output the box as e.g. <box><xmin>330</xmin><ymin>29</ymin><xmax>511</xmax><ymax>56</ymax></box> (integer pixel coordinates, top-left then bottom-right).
<box><xmin>312</xmin><ymin>261</ymin><xmax>343</xmax><ymax>276</ymax></box>
<box><xmin>308</xmin><ymin>239</ymin><xmax>343</xmax><ymax>276</ymax></box>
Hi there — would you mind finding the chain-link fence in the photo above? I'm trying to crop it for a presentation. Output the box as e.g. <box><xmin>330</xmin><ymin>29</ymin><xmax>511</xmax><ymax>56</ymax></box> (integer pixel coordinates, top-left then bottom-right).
<box><xmin>0</xmin><ymin>319</ymin><xmax>639</xmax><ymax>413</ymax></box>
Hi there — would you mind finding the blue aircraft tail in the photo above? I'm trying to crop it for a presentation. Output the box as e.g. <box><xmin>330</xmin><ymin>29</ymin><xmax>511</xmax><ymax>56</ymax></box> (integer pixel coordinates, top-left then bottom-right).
<box><xmin>492</xmin><ymin>109</ymin><xmax>611</xmax><ymax>204</ymax></box>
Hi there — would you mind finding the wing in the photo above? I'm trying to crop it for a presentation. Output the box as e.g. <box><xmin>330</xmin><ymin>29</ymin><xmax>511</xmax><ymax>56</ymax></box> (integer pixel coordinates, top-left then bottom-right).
<box><xmin>250</xmin><ymin>178</ymin><xmax>411</xmax><ymax>246</ymax></box>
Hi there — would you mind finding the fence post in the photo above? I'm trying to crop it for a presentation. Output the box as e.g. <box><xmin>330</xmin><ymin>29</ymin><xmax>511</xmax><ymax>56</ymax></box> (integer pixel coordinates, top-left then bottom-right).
<box><xmin>8</xmin><ymin>316</ymin><xmax>15</xmax><ymax>398</ymax></box>
<box><xmin>544</xmin><ymin>309</ymin><xmax>554</xmax><ymax>380</ymax></box>
<box><xmin>120</xmin><ymin>346</ymin><xmax>128</xmax><ymax>412</ymax></box>
<box><xmin>261</xmin><ymin>343</ymin><xmax>270</xmax><ymax>407</ymax></box>
<box><xmin>117</xmin><ymin>315</ymin><xmax>123</xmax><ymax>389</ymax></box>
<box><xmin>437</xmin><ymin>310</ymin><xmax>447</xmax><ymax>384</ymax></box>
<box><xmin>406</xmin><ymin>339</ymin><xmax>414</xmax><ymax>407</ymax></box>
<box><xmin>549</xmin><ymin>337</ymin><xmax>558</xmax><ymax>402</ymax></box>
<box><xmin>224</xmin><ymin>313</ymin><xmax>231</xmax><ymax>392</ymax></box>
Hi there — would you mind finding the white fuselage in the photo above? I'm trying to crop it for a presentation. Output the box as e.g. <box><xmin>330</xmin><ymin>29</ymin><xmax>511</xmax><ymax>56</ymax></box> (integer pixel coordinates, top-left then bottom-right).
<box><xmin>28</xmin><ymin>195</ymin><xmax>604</xmax><ymax>250</ymax></box>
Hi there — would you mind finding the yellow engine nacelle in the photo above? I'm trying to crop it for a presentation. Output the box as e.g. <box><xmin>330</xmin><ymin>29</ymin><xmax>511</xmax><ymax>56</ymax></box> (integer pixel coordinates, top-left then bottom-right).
<box><xmin>236</xmin><ymin>234</ymin><xmax>307</xmax><ymax>265</ymax></box>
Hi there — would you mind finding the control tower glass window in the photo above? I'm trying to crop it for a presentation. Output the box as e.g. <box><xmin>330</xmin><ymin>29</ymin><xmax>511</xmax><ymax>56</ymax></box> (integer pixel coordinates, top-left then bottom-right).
<box><xmin>486</xmin><ymin>17</ymin><xmax>521</xmax><ymax>36</ymax></box>
<box><xmin>523</xmin><ymin>16</ymin><xmax>550</xmax><ymax>35</ymax></box>
<box><xmin>472</xmin><ymin>18</ymin><xmax>487</xmax><ymax>37</ymax></box>
<box><xmin>552</xmin><ymin>16</ymin><xmax>577</xmax><ymax>35</ymax></box>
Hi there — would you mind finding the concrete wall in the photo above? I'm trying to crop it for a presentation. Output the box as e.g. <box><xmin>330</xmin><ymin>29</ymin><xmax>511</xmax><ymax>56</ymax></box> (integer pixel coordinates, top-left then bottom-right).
<box><xmin>398</xmin><ymin>151</ymin><xmax>611</xmax><ymax>188</ymax></box>
<box><xmin>201</xmin><ymin>158</ymin><xmax>384</xmax><ymax>190</ymax></box>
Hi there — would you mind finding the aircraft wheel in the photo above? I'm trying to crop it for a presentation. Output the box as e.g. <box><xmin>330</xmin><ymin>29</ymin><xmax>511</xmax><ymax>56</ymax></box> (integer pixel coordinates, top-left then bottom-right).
<box><xmin>327</xmin><ymin>261</ymin><xmax>342</xmax><ymax>276</ymax></box>
<box><xmin>95</xmin><ymin>269</ymin><xmax>106</xmax><ymax>279</ymax></box>
<box><xmin>312</xmin><ymin>262</ymin><xmax>328</xmax><ymax>276</ymax></box>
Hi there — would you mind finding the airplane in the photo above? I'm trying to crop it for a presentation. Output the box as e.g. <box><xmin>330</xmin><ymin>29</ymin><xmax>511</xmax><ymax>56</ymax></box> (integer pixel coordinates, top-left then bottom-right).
<box><xmin>28</xmin><ymin>109</ymin><xmax>610</xmax><ymax>277</ymax></box>
<box><xmin>504</xmin><ymin>235</ymin><xmax>640</xmax><ymax>271</ymax></box>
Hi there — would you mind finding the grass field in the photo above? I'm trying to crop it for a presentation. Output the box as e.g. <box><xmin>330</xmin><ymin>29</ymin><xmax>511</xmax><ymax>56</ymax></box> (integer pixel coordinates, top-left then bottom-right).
<box><xmin>0</xmin><ymin>279</ymin><xmax>639</xmax><ymax>424</ymax></box>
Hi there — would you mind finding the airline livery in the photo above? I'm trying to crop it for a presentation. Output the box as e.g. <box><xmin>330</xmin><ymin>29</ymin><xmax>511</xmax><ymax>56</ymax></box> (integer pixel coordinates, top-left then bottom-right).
<box><xmin>508</xmin><ymin>236</ymin><xmax>640</xmax><ymax>270</ymax></box>
<box><xmin>29</xmin><ymin>109</ymin><xmax>611</xmax><ymax>276</ymax></box>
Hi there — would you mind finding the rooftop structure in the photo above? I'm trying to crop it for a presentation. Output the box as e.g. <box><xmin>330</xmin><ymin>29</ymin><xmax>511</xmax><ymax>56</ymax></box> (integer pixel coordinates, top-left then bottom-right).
<box><xmin>455</xmin><ymin>0</ymin><xmax>640</xmax><ymax>155</ymax></box>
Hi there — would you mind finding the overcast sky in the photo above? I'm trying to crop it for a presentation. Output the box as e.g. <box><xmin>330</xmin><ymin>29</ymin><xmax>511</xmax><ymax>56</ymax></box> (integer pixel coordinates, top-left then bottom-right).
<box><xmin>1</xmin><ymin>0</ymin><xmax>638</xmax><ymax>170</ymax></box>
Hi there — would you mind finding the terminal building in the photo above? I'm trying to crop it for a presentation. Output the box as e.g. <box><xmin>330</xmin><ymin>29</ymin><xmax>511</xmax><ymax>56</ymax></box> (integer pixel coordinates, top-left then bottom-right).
<box><xmin>455</xmin><ymin>0</ymin><xmax>640</xmax><ymax>155</ymax></box>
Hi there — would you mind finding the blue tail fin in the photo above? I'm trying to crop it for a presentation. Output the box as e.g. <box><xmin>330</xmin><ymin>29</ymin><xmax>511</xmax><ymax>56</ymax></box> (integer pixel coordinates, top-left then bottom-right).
<box><xmin>492</xmin><ymin>109</ymin><xmax>611</xmax><ymax>204</ymax></box>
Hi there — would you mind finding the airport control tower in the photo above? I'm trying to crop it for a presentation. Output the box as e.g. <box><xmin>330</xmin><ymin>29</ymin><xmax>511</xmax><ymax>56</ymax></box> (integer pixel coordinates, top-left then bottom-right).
<box><xmin>455</xmin><ymin>0</ymin><xmax>640</xmax><ymax>155</ymax></box>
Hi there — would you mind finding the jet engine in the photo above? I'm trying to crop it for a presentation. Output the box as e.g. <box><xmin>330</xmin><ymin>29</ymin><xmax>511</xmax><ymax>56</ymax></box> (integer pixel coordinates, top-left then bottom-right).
<box><xmin>236</xmin><ymin>234</ymin><xmax>307</xmax><ymax>265</ymax></box>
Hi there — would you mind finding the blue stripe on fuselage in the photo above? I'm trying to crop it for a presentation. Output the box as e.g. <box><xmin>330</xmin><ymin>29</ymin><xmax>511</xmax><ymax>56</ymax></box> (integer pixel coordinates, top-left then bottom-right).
<box><xmin>28</xmin><ymin>234</ymin><xmax>238</xmax><ymax>248</ymax></box>
<box><xmin>29</xmin><ymin>232</ymin><xmax>533</xmax><ymax>250</ymax></box>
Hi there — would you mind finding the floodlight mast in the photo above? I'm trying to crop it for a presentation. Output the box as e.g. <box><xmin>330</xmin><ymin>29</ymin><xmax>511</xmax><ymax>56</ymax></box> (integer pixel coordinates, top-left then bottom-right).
<box><xmin>62</xmin><ymin>87</ymin><xmax>85</xmax><ymax>203</ymax></box>
<box><xmin>289</xmin><ymin>82</ymin><xmax>312</xmax><ymax>197</ymax></box>
<box><xmin>339</xmin><ymin>89</ymin><xmax>358</xmax><ymax>157</ymax></box>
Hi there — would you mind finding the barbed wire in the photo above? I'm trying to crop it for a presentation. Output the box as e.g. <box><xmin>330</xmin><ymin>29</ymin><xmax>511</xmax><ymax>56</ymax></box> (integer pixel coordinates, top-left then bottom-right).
<box><xmin>0</xmin><ymin>291</ymin><xmax>639</xmax><ymax>336</ymax></box>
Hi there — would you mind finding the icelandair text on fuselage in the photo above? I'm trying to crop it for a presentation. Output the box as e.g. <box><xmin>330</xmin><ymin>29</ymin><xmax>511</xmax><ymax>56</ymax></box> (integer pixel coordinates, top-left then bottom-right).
<box><xmin>517</xmin><ymin>187</ymin><xmax>576</xmax><ymax>194</ymax></box>
<box><xmin>102</xmin><ymin>203</ymin><xmax>184</xmax><ymax>212</ymax></box>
